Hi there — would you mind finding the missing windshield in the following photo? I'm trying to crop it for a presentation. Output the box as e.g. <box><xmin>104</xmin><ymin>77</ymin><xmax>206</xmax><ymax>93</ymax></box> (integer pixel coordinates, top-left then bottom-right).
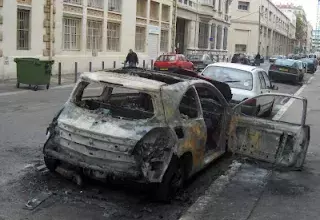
<box><xmin>73</xmin><ymin>82</ymin><xmax>155</xmax><ymax>120</ymax></box>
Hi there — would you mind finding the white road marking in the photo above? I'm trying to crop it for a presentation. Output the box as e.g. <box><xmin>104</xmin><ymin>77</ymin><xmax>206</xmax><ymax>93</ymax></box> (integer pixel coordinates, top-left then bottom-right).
<box><xmin>273</xmin><ymin>76</ymin><xmax>314</xmax><ymax>121</ymax></box>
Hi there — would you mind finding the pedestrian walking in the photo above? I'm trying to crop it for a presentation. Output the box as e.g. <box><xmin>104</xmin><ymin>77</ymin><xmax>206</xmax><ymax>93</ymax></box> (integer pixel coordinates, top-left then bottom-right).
<box><xmin>125</xmin><ymin>49</ymin><xmax>139</xmax><ymax>67</ymax></box>
<box><xmin>255</xmin><ymin>53</ymin><xmax>261</xmax><ymax>66</ymax></box>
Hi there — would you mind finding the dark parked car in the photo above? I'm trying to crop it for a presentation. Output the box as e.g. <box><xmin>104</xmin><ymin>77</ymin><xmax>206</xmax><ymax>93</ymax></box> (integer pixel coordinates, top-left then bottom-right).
<box><xmin>269</xmin><ymin>55</ymin><xmax>284</xmax><ymax>63</ymax></box>
<box><xmin>231</xmin><ymin>53</ymin><xmax>250</xmax><ymax>65</ymax></box>
<box><xmin>300</xmin><ymin>58</ymin><xmax>318</xmax><ymax>73</ymax></box>
<box><xmin>269</xmin><ymin>59</ymin><xmax>304</xmax><ymax>84</ymax></box>
<box><xmin>186</xmin><ymin>54</ymin><xmax>215</xmax><ymax>72</ymax></box>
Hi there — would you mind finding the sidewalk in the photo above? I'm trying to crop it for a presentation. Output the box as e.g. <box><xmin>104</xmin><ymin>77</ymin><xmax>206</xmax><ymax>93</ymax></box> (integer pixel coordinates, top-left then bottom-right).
<box><xmin>180</xmin><ymin>73</ymin><xmax>320</xmax><ymax>220</ymax></box>
<box><xmin>0</xmin><ymin>73</ymin><xmax>79</xmax><ymax>94</ymax></box>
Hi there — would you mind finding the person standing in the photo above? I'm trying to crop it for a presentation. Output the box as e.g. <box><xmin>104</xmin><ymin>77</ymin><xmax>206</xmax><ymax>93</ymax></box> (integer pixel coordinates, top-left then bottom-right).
<box><xmin>255</xmin><ymin>53</ymin><xmax>261</xmax><ymax>66</ymax></box>
<box><xmin>125</xmin><ymin>49</ymin><xmax>139</xmax><ymax>67</ymax></box>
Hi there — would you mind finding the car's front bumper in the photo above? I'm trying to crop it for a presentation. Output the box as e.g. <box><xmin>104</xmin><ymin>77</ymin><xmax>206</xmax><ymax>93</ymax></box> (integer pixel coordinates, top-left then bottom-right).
<box><xmin>269</xmin><ymin>70</ymin><xmax>300</xmax><ymax>82</ymax></box>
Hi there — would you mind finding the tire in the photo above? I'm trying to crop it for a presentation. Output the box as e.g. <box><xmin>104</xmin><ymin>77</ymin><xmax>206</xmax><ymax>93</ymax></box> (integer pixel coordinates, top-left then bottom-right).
<box><xmin>34</xmin><ymin>85</ymin><xmax>38</xmax><ymax>91</ymax></box>
<box><xmin>46</xmin><ymin>84</ymin><xmax>50</xmax><ymax>90</ymax></box>
<box><xmin>153</xmin><ymin>155</ymin><xmax>185</xmax><ymax>202</ymax></box>
<box><xmin>44</xmin><ymin>156</ymin><xmax>59</xmax><ymax>173</ymax></box>
<box><xmin>16</xmin><ymin>82</ymin><xmax>20</xmax><ymax>88</ymax></box>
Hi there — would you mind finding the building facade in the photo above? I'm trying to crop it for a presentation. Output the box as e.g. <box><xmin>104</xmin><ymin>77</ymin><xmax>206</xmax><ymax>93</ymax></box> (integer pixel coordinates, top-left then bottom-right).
<box><xmin>313</xmin><ymin>30</ymin><xmax>320</xmax><ymax>52</ymax></box>
<box><xmin>307</xmin><ymin>22</ymin><xmax>313</xmax><ymax>53</ymax></box>
<box><xmin>0</xmin><ymin>0</ymin><xmax>174</xmax><ymax>79</ymax></box>
<box><xmin>277</xmin><ymin>4</ymin><xmax>308</xmax><ymax>53</ymax></box>
<box><xmin>228</xmin><ymin>0</ymin><xmax>294</xmax><ymax>57</ymax></box>
<box><xmin>175</xmin><ymin>0</ymin><xmax>231</xmax><ymax>58</ymax></box>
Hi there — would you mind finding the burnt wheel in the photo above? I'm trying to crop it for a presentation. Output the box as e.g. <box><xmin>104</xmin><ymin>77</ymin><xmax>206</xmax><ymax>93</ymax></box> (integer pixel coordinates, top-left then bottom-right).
<box><xmin>153</xmin><ymin>156</ymin><xmax>185</xmax><ymax>202</ymax></box>
<box><xmin>44</xmin><ymin>156</ymin><xmax>59</xmax><ymax>173</ymax></box>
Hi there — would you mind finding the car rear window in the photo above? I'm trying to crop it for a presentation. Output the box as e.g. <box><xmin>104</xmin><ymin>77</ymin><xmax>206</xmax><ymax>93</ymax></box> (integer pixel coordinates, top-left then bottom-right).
<box><xmin>73</xmin><ymin>82</ymin><xmax>155</xmax><ymax>120</ymax></box>
<box><xmin>157</xmin><ymin>55</ymin><xmax>176</xmax><ymax>61</ymax></box>
<box><xmin>202</xmin><ymin>66</ymin><xmax>253</xmax><ymax>90</ymax></box>
<box><xmin>275</xmin><ymin>59</ymin><xmax>296</xmax><ymax>66</ymax></box>
<box><xmin>187</xmin><ymin>55</ymin><xmax>202</xmax><ymax>60</ymax></box>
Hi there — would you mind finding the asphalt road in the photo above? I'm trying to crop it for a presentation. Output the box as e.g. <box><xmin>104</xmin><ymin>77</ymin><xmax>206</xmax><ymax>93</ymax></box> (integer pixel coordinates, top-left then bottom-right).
<box><xmin>0</xmin><ymin>63</ymin><xmax>314</xmax><ymax>220</ymax></box>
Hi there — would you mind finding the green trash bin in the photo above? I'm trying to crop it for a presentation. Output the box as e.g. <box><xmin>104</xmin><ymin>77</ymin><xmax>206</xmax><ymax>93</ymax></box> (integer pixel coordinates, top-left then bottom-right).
<box><xmin>14</xmin><ymin>58</ymin><xmax>54</xmax><ymax>91</ymax></box>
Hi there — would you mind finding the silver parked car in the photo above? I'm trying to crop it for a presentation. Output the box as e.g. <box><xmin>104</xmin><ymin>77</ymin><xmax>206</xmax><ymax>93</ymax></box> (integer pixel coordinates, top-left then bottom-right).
<box><xmin>201</xmin><ymin>63</ymin><xmax>278</xmax><ymax>117</ymax></box>
<box><xmin>186</xmin><ymin>54</ymin><xmax>215</xmax><ymax>72</ymax></box>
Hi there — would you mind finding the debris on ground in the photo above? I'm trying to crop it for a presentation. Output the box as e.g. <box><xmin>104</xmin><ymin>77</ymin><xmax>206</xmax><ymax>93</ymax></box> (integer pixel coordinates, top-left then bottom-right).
<box><xmin>24</xmin><ymin>191</ymin><xmax>52</xmax><ymax>210</ymax></box>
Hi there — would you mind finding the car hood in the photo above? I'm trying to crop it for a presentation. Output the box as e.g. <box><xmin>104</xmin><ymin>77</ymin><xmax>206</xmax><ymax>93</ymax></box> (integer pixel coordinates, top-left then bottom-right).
<box><xmin>230</xmin><ymin>87</ymin><xmax>255</xmax><ymax>103</ymax></box>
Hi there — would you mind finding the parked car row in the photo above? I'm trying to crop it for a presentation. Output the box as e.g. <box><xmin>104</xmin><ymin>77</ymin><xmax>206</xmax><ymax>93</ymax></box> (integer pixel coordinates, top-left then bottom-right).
<box><xmin>153</xmin><ymin>53</ymin><xmax>216</xmax><ymax>73</ymax></box>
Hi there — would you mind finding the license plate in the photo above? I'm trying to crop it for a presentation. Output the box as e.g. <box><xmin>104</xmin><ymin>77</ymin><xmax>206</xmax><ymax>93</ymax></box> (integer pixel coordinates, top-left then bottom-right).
<box><xmin>160</xmin><ymin>68</ymin><xmax>168</xmax><ymax>71</ymax></box>
<box><xmin>279</xmin><ymin>68</ymin><xmax>288</xmax><ymax>72</ymax></box>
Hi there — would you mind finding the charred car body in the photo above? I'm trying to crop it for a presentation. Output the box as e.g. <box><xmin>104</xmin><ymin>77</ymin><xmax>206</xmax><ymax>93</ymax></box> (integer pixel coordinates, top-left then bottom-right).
<box><xmin>43</xmin><ymin>68</ymin><xmax>310</xmax><ymax>201</ymax></box>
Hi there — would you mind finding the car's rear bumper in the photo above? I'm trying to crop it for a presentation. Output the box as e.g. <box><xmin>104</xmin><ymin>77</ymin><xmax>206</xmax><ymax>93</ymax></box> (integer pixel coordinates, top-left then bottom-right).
<box><xmin>43</xmin><ymin>137</ymin><xmax>143</xmax><ymax>181</ymax></box>
<box><xmin>269</xmin><ymin>70</ymin><xmax>300</xmax><ymax>82</ymax></box>
<box><xmin>154</xmin><ymin>67</ymin><xmax>178</xmax><ymax>71</ymax></box>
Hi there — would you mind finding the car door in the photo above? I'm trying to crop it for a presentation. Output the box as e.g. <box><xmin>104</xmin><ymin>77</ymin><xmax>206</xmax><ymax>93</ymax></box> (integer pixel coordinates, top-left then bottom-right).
<box><xmin>228</xmin><ymin>94</ymin><xmax>310</xmax><ymax>169</ymax></box>
<box><xmin>174</xmin><ymin>87</ymin><xmax>207</xmax><ymax>172</ymax></box>
<box><xmin>257</xmin><ymin>71</ymin><xmax>272</xmax><ymax>114</ymax></box>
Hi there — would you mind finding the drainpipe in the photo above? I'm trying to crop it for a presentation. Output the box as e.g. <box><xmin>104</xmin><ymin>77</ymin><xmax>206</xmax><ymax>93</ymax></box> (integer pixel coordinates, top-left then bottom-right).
<box><xmin>49</xmin><ymin>0</ymin><xmax>54</xmax><ymax>61</ymax></box>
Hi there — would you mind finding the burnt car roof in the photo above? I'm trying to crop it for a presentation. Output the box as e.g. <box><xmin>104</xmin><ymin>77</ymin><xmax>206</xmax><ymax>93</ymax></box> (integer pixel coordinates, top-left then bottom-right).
<box><xmin>100</xmin><ymin>67</ymin><xmax>232</xmax><ymax>102</ymax></box>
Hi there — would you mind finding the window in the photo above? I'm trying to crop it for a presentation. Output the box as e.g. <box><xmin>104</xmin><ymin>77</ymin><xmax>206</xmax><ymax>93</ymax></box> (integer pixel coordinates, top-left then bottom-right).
<box><xmin>238</xmin><ymin>1</ymin><xmax>249</xmax><ymax>10</ymax></box>
<box><xmin>179</xmin><ymin>88</ymin><xmax>199</xmax><ymax>119</ymax></box>
<box><xmin>265</xmin><ymin>8</ymin><xmax>268</xmax><ymax>19</ymax></box>
<box><xmin>162</xmin><ymin>4</ymin><xmax>170</xmax><ymax>22</ymax></box>
<box><xmin>137</xmin><ymin>0</ymin><xmax>147</xmax><ymax>17</ymax></box>
<box><xmin>107</xmin><ymin>22</ymin><xmax>121</xmax><ymax>51</ymax></box>
<box><xmin>218</xmin><ymin>0</ymin><xmax>221</xmax><ymax>11</ymax></box>
<box><xmin>150</xmin><ymin>1</ymin><xmax>159</xmax><ymax>20</ymax></box>
<box><xmin>262</xmin><ymin>72</ymin><xmax>271</xmax><ymax>88</ymax></box>
<box><xmin>216</xmin><ymin>25</ymin><xmax>222</xmax><ymax>50</ymax></box>
<box><xmin>63</xmin><ymin>17</ymin><xmax>81</xmax><ymax>50</ymax></box>
<box><xmin>108</xmin><ymin>0</ymin><xmax>121</xmax><ymax>12</ymax></box>
<box><xmin>258</xmin><ymin>72</ymin><xmax>266</xmax><ymax>89</ymax></box>
<box><xmin>235</xmin><ymin>44</ymin><xmax>247</xmax><ymax>53</ymax></box>
<box><xmin>17</xmin><ymin>9</ymin><xmax>30</xmax><ymax>50</ymax></box>
<box><xmin>135</xmin><ymin>26</ymin><xmax>146</xmax><ymax>52</ymax></box>
<box><xmin>160</xmin><ymin>30</ymin><xmax>169</xmax><ymax>52</ymax></box>
<box><xmin>210</xmin><ymin>24</ymin><xmax>216</xmax><ymax>49</ymax></box>
<box><xmin>87</xmin><ymin>20</ymin><xmax>102</xmax><ymax>51</ymax></box>
<box><xmin>87</xmin><ymin>0</ymin><xmax>103</xmax><ymax>9</ymax></box>
<box><xmin>63</xmin><ymin>0</ymin><xmax>82</xmax><ymax>5</ymax></box>
<box><xmin>223</xmin><ymin>27</ymin><xmax>228</xmax><ymax>50</ymax></box>
<box><xmin>225</xmin><ymin>0</ymin><xmax>229</xmax><ymax>14</ymax></box>
<box><xmin>157</xmin><ymin>55</ymin><xmax>176</xmax><ymax>61</ymax></box>
<box><xmin>198</xmin><ymin>22</ymin><xmax>209</xmax><ymax>49</ymax></box>
<box><xmin>74</xmin><ymin>82</ymin><xmax>154</xmax><ymax>120</ymax></box>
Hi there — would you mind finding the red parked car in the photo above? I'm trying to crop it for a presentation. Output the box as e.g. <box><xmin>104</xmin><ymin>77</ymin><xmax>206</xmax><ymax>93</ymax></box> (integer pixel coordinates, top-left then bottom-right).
<box><xmin>154</xmin><ymin>53</ymin><xmax>194</xmax><ymax>71</ymax></box>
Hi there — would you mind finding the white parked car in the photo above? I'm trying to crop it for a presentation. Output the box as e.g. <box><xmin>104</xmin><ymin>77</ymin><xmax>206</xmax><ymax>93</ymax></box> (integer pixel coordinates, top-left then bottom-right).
<box><xmin>201</xmin><ymin>63</ymin><xmax>278</xmax><ymax>117</ymax></box>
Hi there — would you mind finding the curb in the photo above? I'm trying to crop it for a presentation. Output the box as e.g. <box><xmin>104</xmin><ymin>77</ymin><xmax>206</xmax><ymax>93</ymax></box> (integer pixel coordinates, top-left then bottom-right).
<box><xmin>179</xmin><ymin>160</ymin><xmax>242</xmax><ymax>220</ymax></box>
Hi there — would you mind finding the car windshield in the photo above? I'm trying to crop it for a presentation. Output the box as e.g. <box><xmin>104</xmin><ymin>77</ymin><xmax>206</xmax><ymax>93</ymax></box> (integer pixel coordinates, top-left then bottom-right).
<box><xmin>275</xmin><ymin>59</ymin><xmax>296</xmax><ymax>66</ymax></box>
<box><xmin>157</xmin><ymin>55</ymin><xmax>175</xmax><ymax>61</ymax></box>
<box><xmin>202</xmin><ymin>66</ymin><xmax>253</xmax><ymax>90</ymax></box>
<box><xmin>187</xmin><ymin>55</ymin><xmax>203</xmax><ymax>60</ymax></box>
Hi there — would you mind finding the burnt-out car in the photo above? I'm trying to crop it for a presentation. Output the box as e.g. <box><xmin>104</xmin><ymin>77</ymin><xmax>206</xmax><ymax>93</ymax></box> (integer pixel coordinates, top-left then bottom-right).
<box><xmin>43</xmin><ymin>68</ymin><xmax>310</xmax><ymax>201</ymax></box>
